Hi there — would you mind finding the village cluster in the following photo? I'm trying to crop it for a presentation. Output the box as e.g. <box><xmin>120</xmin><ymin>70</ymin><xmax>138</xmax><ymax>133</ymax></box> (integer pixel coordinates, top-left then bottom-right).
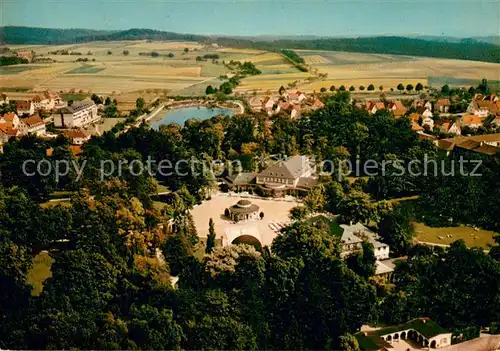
<box><xmin>0</xmin><ymin>92</ymin><xmax>98</xmax><ymax>153</ymax></box>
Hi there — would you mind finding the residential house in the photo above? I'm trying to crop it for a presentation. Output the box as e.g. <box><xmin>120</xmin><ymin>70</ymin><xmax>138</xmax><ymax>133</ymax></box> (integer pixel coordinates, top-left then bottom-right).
<box><xmin>53</xmin><ymin>100</ymin><xmax>100</xmax><ymax>128</ymax></box>
<box><xmin>32</xmin><ymin>91</ymin><xmax>61</xmax><ymax>111</ymax></box>
<box><xmin>434</xmin><ymin>98</ymin><xmax>451</xmax><ymax>113</ymax></box>
<box><xmin>413</xmin><ymin>99</ymin><xmax>433</xmax><ymax>111</ymax></box>
<box><xmin>63</xmin><ymin>129</ymin><xmax>91</xmax><ymax>145</ymax></box>
<box><xmin>19</xmin><ymin>115</ymin><xmax>46</xmax><ymax>136</ymax></box>
<box><xmin>279</xmin><ymin>102</ymin><xmax>301</xmax><ymax>118</ymax></box>
<box><xmin>387</xmin><ymin>101</ymin><xmax>407</xmax><ymax>117</ymax></box>
<box><xmin>16</xmin><ymin>50</ymin><xmax>34</xmax><ymax>62</ymax></box>
<box><xmin>261</xmin><ymin>96</ymin><xmax>279</xmax><ymax>115</ymax></box>
<box><xmin>434</xmin><ymin>119</ymin><xmax>461</xmax><ymax>135</ymax></box>
<box><xmin>285</xmin><ymin>90</ymin><xmax>307</xmax><ymax>104</ymax></box>
<box><xmin>0</xmin><ymin>112</ymin><xmax>20</xmax><ymax>128</ymax></box>
<box><xmin>310</xmin><ymin>98</ymin><xmax>324</xmax><ymax>111</ymax></box>
<box><xmin>460</xmin><ymin>114</ymin><xmax>486</xmax><ymax>129</ymax></box>
<box><xmin>467</xmin><ymin>94</ymin><xmax>500</xmax><ymax>117</ymax></box>
<box><xmin>0</xmin><ymin>94</ymin><xmax>9</xmax><ymax>105</ymax></box>
<box><xmin>0</xmin><ymin>123</ymin><xmax>19</xmax><ymax>146</ymax></box>
<box><xmin>16</xmin><ymin>100</ymin><xmax>35</xmax><ymax>116</ymax></box>
<box><xmin>409</xmin><ymin>112</ymin><xmax>433</xmax><ymax>130</ymax></box>
<box><xmin>436</xmin><ymin>134</ymin><xmax>500</xmax><ymax>156</ymax></box>
<box><xmin>416</xmin><ymin>106</ymin><xmax>433</xmax><ymax>119</ymax></box>
<box><xmin>339</xmin><ymin>223</ymin><xmax>390</xmax><ymax>260</ymax></box>
<box><xmin>367</xmin><ymin>101</ymin><xmax>386</xmax><ymax>114</ymax></box>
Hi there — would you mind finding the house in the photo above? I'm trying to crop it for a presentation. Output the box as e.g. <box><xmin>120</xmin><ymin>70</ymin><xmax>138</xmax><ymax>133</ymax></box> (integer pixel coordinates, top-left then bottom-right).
<box><xmin>0</xmin><ymin>94</ymin><xmax>9</xmax><ymax>105</ymax></box>
<box><xmin>434</xmin><ymin>119</ymin><xmax>461</xmax><ymax>135</ymax></box>
<box><xmin>0</xmin><ymin>112</ymin><xmax>20</xmax><ymax>128</ymax></box>
<box><xmin>339</xmin><ymin>223</ymin><xmax>390</xmax><ymax>260</ymax></box>
<box><xmin>279</xmin><ymin>102</ymin><xmax>301</xmax><ymax>118</ymax></box>
<box><xmin>310</xmin><ymin>98</ymin><xmax>324</xmax><ymax>110</ymax></box>
<box><xmin>386</xmin><ymin>101</ymin><xmax>407</xmax><ymax>117</ymax></box>
<box><xmin>460</xmin><ymin>114</ymin><xmax>486</xmax><ymax>129</ymax></box>
<box><xmin>416</xmin><ymin>106</ymin><xmax>433</xmax><ymax>119</ymax></box>
<box><xmin>367</xmin><ymin>101</ymin><xmax>386</xmax><ymax>114</ymax></box>
<box><xmin>53</xmin><ymin>100</ymin><xmax>100</xmax><ymax>128</ymax></box>
<box><xmin>32</xmin><ymin>91</ymin><xmax>60</xmax><ymax>111</ymax></box>
<box><xmin>16</xmin><ymin>50</ymin><xmax>33</xmax><ymax>62</ymax></box>
<box><xmin>19</xmin><ymin>115</ymin><xmax>46</xmax><ymax>136</ymax></box>
<box><xmin>436</xmin><ymin>134</ymin><xmax>500</xmax><ymax>156</ymax></box>
<box><xmin>16</xmin><ymin>100</ymin><xmax>35</xmax><ymax>116</ymax></box>
<box><xmin>355</xmin><ymin>318</ymin><xmax>452</xmax><ymax>350</ymax></box>
<box><xmin>63</xmin><ymin>129</ymin><xmax>91</xmax><ymax>145</ymax></box>
<box><xmin>261</xmin><ymin>96</ymin><xmax>279</xmax><ymax>115</ymax></box>
<box><xmin>0</xmin><ymin>123</ymin><xmax>19</xmax><ymax>146</ymax></box>
<box><xmin>256</xmin><ymin>155</ymin><xmax>316</xmax><ymax>192</ymax></box>
<box><xmin>285</xmin><ymin>90</ymin><xmax>307</xmax><ymax>104</ymax></box>
<box><xmin>409</xmin><ymin>112</ymin><xmax>433</xmax><ymax>130</ymax></box>
<box><xmin>467</xmin><ymin>94</ymin><xmax>500</xmax><ymax>116</ymax></box>
<box><xmin>413</xmin><ymin>99</ymin><xmax>433</xmax><ymax>111</ymax></box>
<box><xmin>434</xmin><ymin>98</ymin><xmax>451</xmax><ymax>113</ymax></box>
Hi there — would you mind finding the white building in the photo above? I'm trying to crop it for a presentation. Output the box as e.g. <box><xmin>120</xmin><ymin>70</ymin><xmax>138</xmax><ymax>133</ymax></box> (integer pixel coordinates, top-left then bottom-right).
<box><xmin>53</xmin><ymin>100</ymin><xmax>99</xmax><ymax>128</ymax></box>
<box><xmin>339</xmin><ymin>223</ymin><xmax>390</xmax><ymax>260</ymax></box>
<box><xmin>63</xmin><ymin>129</ymin><xmax>91</xmax><ymax>145</ymax></box>
<box><xmin>33</xmin><ymin>91</ymin><xmax>61</xmax><ymax>112</ymax></box>
<box><xmin>19</xmin><ymin>115</ymin><xmax>46</xmax><ymax>136</ymax></box>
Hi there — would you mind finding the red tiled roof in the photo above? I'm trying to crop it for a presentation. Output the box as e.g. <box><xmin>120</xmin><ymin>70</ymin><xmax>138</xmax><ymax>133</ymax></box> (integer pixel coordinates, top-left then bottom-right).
<box><xmin>69</xmin><ymin>145</ymin><xmax>83</xmax><ymax>156</ymax></box>
<box><xmin>461</xmin><ymin>114</ymin><xmax>485</xmax><ymax>125</ymax></box>
<box><xmin>22</xmin><ymin>115</ymin><xmax>44</xmax><ymax>127</ymax></box>
<box><xmin>2</xmin><ymin>112</ymin><xmax>17</xmax><ymax>122</ymax></box>
<box><xmin>16</xmin><ymin>100</ymin><xmax>32</xmax><ymax>109</ymax></box>
<box><xmin>436</xmin><ymin>98</ymin><xmax>451</xmax><ymax>106</ymax></box>
<box><xmin>0</xmin><ymin>123</ymin><xmax>18</xmax><ymax>136</ymax></box>
<box><xmin>63</xmin><ymin>129</ymin><xmax>90</xmax><ymax>140</ymax></box>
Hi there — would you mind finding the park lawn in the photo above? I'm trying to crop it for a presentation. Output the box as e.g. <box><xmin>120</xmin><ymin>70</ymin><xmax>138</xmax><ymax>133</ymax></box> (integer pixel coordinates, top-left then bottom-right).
<box><xmin>27</xmin><ymin>252</ymin><xmax>54</xmax><ymax>296</ymax></box>
<box><xmin>414</xmin><ymin>222</ymin><xmax>498</xmax><ymax>249</ymax></box>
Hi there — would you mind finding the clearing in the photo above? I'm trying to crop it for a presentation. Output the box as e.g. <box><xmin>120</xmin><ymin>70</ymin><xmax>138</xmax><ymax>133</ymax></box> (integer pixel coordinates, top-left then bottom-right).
<box><xmin>414</xmin><ymin>222</ymin><xmax>498</xmax><ymax>249</ymax></box>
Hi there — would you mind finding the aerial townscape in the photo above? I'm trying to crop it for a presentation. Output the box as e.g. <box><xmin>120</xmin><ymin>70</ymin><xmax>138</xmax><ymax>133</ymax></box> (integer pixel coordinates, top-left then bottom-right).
<box><xmin>0</xmin><ymin>1</ymin><xmax>500</xmax><ymax>351</ymax></box>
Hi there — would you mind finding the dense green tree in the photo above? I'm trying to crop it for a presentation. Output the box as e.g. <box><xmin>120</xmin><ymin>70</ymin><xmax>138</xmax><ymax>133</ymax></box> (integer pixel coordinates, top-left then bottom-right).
<box><xmin>415</xmin><ymin>82</ymin><xmax>423</xmax><ymax>91</ymax></box>
<box><xmin>397</xmin><ymin>83</ymin><xmax>404</xmax><ymax>92</ymax></box>
<box><xmin>206</xmin><ymin>218</ymin><xmax>216</xmax><ymax>254</ymax></box>
<box><xmin>339</xmin><ymin>333</ymin><xmax>360</xmax><ymax>351</ymax></box>
<box><xmin>406</xmin><ymin>84</ymin><xmax>414</xmax><ymax>91</ymax></box>
<box><xmin>441</xmin><ymin>84</ymin><xmax>450</xmax><ymax>94</ymax></box>
<box><xmin>367</xmin><ymin>84</ymin><xmax>375</xmax><ymax>91</ymax></box>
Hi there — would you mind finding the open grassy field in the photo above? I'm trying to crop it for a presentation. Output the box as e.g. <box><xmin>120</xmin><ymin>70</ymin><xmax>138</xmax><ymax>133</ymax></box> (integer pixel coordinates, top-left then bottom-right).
<box><xmin>414</xmin><ymin>222</ymin><xmax>498</xmax><ymax>249</ymax></box>
<box><xmin>27</xmin><ymin>252</ymin><xmax>54</xmax><ymax>296</ymax></box>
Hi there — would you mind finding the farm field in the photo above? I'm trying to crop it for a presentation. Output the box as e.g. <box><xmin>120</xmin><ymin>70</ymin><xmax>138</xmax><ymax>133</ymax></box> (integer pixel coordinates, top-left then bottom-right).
<box><xmin>295</xmin><ymin>50</ymin><xmax>500</xmax><ymax>93</ymax></box>
<box><xmin>0</xmin><ymin>40</ymin><xmax>268</xmax><ymax>96</ymax></box>
<box><xmin>2</xmin><ymin>41</ymin><xmax>499</xmax><ymax>98</ymax></box>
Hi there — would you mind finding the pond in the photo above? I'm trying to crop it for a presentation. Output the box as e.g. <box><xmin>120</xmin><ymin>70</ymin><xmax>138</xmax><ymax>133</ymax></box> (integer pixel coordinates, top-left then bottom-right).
<box><xmin>151</xmin><ymin>106</ymin><xmax>233</xmax><ymax>130</ymax></box>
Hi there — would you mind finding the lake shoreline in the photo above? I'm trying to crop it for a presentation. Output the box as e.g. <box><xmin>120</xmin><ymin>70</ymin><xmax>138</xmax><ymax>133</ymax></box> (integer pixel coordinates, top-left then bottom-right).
<box><xmin>147</xmin><ymin>100</ymin><xmax>239</xmax><ymax>125</ymax></box>
<box><xmin>149</xmin><ymin>105</ymin><xmax>234</xmax><ymax>129</ymax></box>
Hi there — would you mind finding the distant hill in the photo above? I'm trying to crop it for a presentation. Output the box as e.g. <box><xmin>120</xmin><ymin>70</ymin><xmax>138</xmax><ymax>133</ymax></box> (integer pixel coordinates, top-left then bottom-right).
<box><xmin>1</xmin><ymin>26</ymin><xmax>499</xmax><ymax>63</ymax></box>
<box><xmin>0</xmin><ymin>26</ymin><xmax>115</xmax><ymax>44</ymax></box>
